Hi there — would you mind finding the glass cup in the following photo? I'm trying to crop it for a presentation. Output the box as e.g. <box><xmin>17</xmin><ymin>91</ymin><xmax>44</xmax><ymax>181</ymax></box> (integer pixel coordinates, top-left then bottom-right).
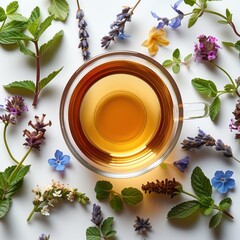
<box><xmin>60</xmin><ymin>51</ymin><xmax>208</xmax><ymax>178</ymax></box>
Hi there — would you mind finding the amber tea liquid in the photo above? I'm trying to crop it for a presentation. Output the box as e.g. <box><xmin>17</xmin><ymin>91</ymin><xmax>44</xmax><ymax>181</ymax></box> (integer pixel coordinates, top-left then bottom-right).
<box><xmin>68</xmin><ymin>60</ymin><xmax>174</xmax><ymax>169</ymax></box>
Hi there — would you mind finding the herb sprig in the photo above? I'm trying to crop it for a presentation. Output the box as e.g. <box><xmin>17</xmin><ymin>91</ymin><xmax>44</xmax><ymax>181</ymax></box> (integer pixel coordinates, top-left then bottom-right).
<box><xmin>94</xmin><ymin>180</ymin><xmax>143</xmax><ymax>212</ymax></box>
<box><xmin>142</xmin><ymin>166</ymin><xmax>233</xmax><ymax>228</ymax></box>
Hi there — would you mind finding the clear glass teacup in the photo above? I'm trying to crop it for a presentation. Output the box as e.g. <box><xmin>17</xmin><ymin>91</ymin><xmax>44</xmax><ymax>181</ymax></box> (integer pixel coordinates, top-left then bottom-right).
<box><xmin>60</xmin><ymin>51</ymin><xmax>208</xmax><ymax>178</ymax></box>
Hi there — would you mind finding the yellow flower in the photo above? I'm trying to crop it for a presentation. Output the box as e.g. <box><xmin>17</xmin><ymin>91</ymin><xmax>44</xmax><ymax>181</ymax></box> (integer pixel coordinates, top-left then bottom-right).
<box><xmin>142</xmin><ymin>27</ymin><xmax>169</xmax><ymax>56</ymax></box>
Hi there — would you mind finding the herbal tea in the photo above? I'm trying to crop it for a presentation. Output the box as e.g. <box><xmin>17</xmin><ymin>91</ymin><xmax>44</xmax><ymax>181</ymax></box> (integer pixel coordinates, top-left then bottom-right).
<box><xmin>68</xmin><ymin>60</ymin><xmax>174</xmax><ymax>168</ymax></box>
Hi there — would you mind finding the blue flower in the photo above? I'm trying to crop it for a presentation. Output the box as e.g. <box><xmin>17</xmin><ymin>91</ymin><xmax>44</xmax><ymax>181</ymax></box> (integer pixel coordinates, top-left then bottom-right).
<box><xmin>169</xmin><ymin>0</ymin><xmax>184</xmax><ymax>28</ymax></box>
<box><xmin>173</xmin><ymin>156</ymin><xmax>189</xmax><ymax>172</ymax></box>
<box><xmin>151</xmin><ymin>12</ymin><xmax>169</xmax><ymax>29</ymax></box>
<box><xmin>117</xmin><ymin>31</ymin><xmax>131</xmax><ymax>40</ymax></box>
<box><xmin>48</xmin><ymin>150</ymin><xmax>70</xmax><ymax>171</ymax></box>
<box><xmin>211</xmin><ymin>170</ymin><xmax>235</xmax><ymax>194</ymax></box>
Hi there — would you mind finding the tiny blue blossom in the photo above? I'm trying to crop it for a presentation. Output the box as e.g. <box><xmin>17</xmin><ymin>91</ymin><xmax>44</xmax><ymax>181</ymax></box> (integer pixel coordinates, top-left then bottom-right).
<box><xmin>173</xmin><ymin>156</ymin><xmax>189</xmax><ymax>172</ymax></box>
<box><xmin>211</xmin><ymin>170</ymin><xmax>235</xmax><ymax>194</ymax></box>
<box><xmin>48</xmin><ymin>150</ymin><xmax>70</xmax><ymax>171</ymax></box>
<box><xmin>169</xmin><ymin>0</ymin><xmax>184</xmax><ymax>28</ymax></box>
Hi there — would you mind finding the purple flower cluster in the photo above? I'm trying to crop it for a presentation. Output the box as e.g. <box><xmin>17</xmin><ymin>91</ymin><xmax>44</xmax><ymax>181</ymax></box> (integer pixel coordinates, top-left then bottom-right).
<box><xmin>91</xmin><ymin>203</ymin><xmax>103</xmax><ymax>227</ymax></box>
<box><xmin>194</xmin><ymin>35</ymin><xmax>221</xmax><ymax>62</ymax></box>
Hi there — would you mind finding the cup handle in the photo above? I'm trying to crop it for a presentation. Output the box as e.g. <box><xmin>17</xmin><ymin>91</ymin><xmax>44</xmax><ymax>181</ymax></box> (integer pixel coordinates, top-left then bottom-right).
<box><xmin>182</xmin><ymin>102</ymin><xmax>209</xmax><ymax>120</ymax></box>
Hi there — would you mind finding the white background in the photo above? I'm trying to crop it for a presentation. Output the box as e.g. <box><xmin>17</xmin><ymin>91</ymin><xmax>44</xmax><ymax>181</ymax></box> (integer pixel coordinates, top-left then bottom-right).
<box><xmin>1</xmin><ymin>0</ymin><xmax>240</xmax><ymax>239</ymax></box>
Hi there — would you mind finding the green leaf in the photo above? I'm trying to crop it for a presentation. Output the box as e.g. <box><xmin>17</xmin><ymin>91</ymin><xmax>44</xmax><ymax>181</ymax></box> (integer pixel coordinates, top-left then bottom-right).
<box><xmin>101</xmin><ymin>217</ymin><xmax>117</xmax><ymax>237</ymax></box>
<box><xmin>173</xmin><ymin>48</ymin><xmax>180</xmax><ymax>59</ymax></box>
<box><xmin>48</xmin><ymin>0</ymin><xmax>69</xmax><ymax>21</ymax></box>
<box><xmin>109</xmin><ymin>195</ymin><xmax>123</xmax><ymax>212</ymax></box>
<box><xmin>8</xmin><ymin>13</ymin><xmax>28</xmax><ymax>22</ymax></box>
<box><xmin>3</xmin><ymin>166</ymin><xmax>16</xmax><ymax>179</ymax></box>
<box><xmin>0</xmin><ymin>198</ymin><xmax>12</xmax><ymax>218</ymax></box>
<box><xmin>184</xmin><ymin>0</ymin><xmax>196</xmax><ymax>6</ymax></box>
<box><xmin>172</xmin><ymin>64</ymin><xmax>180</xmax><ymax>74</ymax></box>
<box><xmin>27</xmin><ymin>7</ymin><xmax>40</xmax><ymax>36</ymax></box>
<box><xmin>162</xmin><ymin>59</ymin><xmax>173</xmax><ymax>67</ymax></box>
<box><xmin>191</xmin><ymin>166</ymin><xmax>212</xmax><ymax>198</ymax></box>
<box><xmin>184</xmin><ymin>53</ymin><xmax>192</xmax><ymax>62</ymax></box>
<box><xmin>222</xmin><ymin>41</ymin><xmax>235</xmax><ymax>48</ymax></box>
<box><xmin>9</xmin><ymin>165</ymin><xmax>31</xmax><ymax>186</ymax></box>
<box><xmin>35</xmin><ymin>15</ymin><xmax>54</xmax><ymax>40</ymax></box>
<box><xmin>199</xmin><ymin>196</ymin><xmax>214</xmax><ymax>208</ymax></box>
<box><xmin>18</xmin><ymin>40</ymin><xmax>35</xmax><ymax>57</ymax></box>
<box><xmin>4</xmin><ymin>80</ymin><xmax>35</xmax><ymax>93</ymax></box>
<box><xmin>40</xmin><ymin>30</ymin><xmax>64</xmax><ymax>56</ymax></box>
<box><xmin>39</xmin><ymin>67</ymin><xmax>63</xmax><ymax>91</ymax></box>
<box><xmin>224</xmin><ymin>84</ymin><xmax>235</xmax><ymax>92</ymax></box>
<box><xmin>2</xmin><ymin>21</ymin><xmax>27</xmax><ymax>32</ymax></box>
<box><xmin>209</xmin><ymin>211</ymin><xmax>222</xmax><ymax>228</ymax></box>
<box><xmin>6</xmin><ymin>179</ymin><xmax>23</xmax><ymax>198</ymax></box>
<box><xmin>188</xmin><ymin>9</ymin><xmax>201</xmax><ymax>28</ymax></box>
<box><xmin>167</xmin><ymin>200</ymin><xmax>200</xmax><ymax>219</ymax></box>
<box><xmin>209</xmin><ymin>96</ymin><xmax>221</xmax><ymax>121</ymax></box>
<box><xmin>94</xmin><ymin>181</ymin><xmax>113</xmax><ymax>200</ymax></box>
<box><xmin>234</xmin><ymin>41</ymin><xmax>240</xmax><ymax>52</ymax></box>
<box><xmin>0</xmin><ymin>7</ymin><xmax>7</xmax><ymax>22</ymax></box>
<box><xmin>0</xmin><ymin>31</ymin><xmax>31</xmax><ymax>44</ymax></box>
<box><xmin>86</xmin><ymin>226</ymin><xmax>101</xmax><ymax>240</ymax></box>
<box><xmin>0</xmin><ymin>172</ymin><xmax>9</xmax><ymax>190</ymax></box>
<box><xmin>225</xmin><ymin>9</ymin><xmax>232</xmax><ymax>23</ymax></box>
<box><xmin>121</xmin><ymin>187</ymin><xmax>143</xmax><ymax>206</ymax></box>
<box><xmin>192</xmin><ymin>78</ymin><xmax>218</xmax><ymax>97</ymax></box>
<box><xmin>6</xmin><ymin>1</ymin><xmax>18</xmax><ymax>15</ymax></box>
<box><xmin>219</xmin><ymin>197</ymin><xmax>232</xmax><ymax>211</ymax></box>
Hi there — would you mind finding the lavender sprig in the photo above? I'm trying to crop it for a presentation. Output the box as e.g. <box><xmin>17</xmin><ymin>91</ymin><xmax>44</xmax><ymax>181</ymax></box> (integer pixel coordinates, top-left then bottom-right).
<box><xmin>76</xmin><ymin>0</ymin><xmax>90</xmax><ymax>60</ymax></box>
<box><xmin>101</xmin><ymin>0</ymin><xmax>141</xmax><ymax>49</ymax></box>
<box><xmin>181</xmin><ymin>128</ymin><xmax>240</xmax><ymax>163</ymax></box>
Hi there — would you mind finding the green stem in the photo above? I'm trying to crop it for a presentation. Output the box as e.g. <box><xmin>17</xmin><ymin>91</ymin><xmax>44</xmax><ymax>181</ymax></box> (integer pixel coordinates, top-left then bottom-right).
<box><xmin>232</xmin><ymin>156</ymin><xmax>240</xmax><ymax>164</ymax></box>
<box><xmin>27</xmin><ymin>204</ymin><xmax>40</xmax><ymax>222</ymax></box>
<box><xmin>181</xmin><ymin>189</ymin><xmax>199</xmax><ymax>200</ymax></box>
<box><xmin>8</xmin><ymin>147</ymin><xmax>32</xmax><ymax>183</ymax></box>
<box><xmin>3</xmin><ymin>123</ymin><xmax>19</xmax><ymax>164</ymax></box>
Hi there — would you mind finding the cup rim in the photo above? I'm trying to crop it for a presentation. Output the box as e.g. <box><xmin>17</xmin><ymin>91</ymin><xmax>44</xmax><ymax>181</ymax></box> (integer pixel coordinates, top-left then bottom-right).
<box><xmin>59</xmin><ymin>50</ymin><xmax>183</xmax><ymax>178</ymax></box>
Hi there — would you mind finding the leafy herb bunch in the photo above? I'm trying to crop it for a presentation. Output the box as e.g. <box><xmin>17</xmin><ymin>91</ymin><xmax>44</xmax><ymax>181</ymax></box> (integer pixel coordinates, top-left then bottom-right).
<box><xmin>142</xmin><ymin>166</ymin><xmax>233</xmax><ymax>228</ymax></box>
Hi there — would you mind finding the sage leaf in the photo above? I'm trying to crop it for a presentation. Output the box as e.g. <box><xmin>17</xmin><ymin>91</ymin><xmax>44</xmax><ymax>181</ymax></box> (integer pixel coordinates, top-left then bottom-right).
<box><xmin>4</xmin><ymin>80</ymin><xmax>35</xmax><ymax>93</ymax></box>
<box><xmin>101</xmin><ymin>217</ymin><xmax>117</xmax><ymax>237</ymax></box>
<box><xmin>121</xmin><ymin>187</ymin><xmax>143</xmax><ymax>206</ymax></box>
<box><xmin>209</xmin><ymin>96</ymin><xmax>221</xmax><ymax>121</ymax></box>
<box><xmin>48</xmin><ymin>0</ymin><xmax>69</xmax><ymax>21</ymax></box>
<box><xmin>40</xmin><ymin>30</ymin><xmax>64</xmax><ymax>56</ymax></box>
<box><xmin>191</xmin><ymin>166</ymin><xmax>212</xmax><ymax>198</ymax></box>
<box><xmin>86</xmin><ymin>226</ymin><xmax>101</xmax><ymax>240</ymax></box>
<box><xmin>0</xmin><ymin>198</ymin><xmax>12</xmax><ymax>218</ymax></box>
<box><xmin>6</xmin><ymin>1</ymin><xmax>18</xmax><ymax>15</ymax></box>
<box><xmin>94</xmin><ymin>181</ymin><xmax>113</xmax><ymax>200</ymax></box>
<box><xmin>39</xmin><ymin>67</ymin><xmax>63</xmax><ymax>91</ymax></box>
<box><xmin>192</xmin><ymin>78</ymin><xmax>218</xmax><ymax>97</ymax></box>
<box><xmin>209</xmin><ymin>211</ymin><xmax>222</xmax><ymax>228</ymax></box>
<box><xmin>109</xmin><ymin>195</ymin><xmax>123</xmax><ymax>212</ymax></box>
<box><xmin>167</xmin><ymin>200</ymin><xmax>200</xmax><ymax>219</ymax></box>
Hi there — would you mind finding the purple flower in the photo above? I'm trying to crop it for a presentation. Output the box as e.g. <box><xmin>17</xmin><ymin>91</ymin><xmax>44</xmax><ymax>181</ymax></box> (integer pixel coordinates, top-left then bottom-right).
<box><xmin>151</xmin><ymin>12</ymin><xmax>169</xmax><ymax>29</ymax></box>
<box><xmin>194</xmin><ymin>35</ymin><xmax>221</xmax><ymax>62</ymax></box>
<box><xmin>48</xmin><ymin>150</ymin><xmax>70</xmax><ymax>171</ymax></box>
<box><xmin>91</xmin><ymin>204</ymin><xmax>103</xmax><ymax>227</ymax></box>
<box><xmin>211</xmin><ymin>170</ymin><xmax>235</xmax><ymax>194</ymax></box>
<box><xmin>38</xmin><ymin>234</ymin><xmax>50</xmax><ymax>240</ymax></box>
<box><xmin>173</xmin><ymin>156</ymin><xmax>189</xmax><ymax>172</ymax></box>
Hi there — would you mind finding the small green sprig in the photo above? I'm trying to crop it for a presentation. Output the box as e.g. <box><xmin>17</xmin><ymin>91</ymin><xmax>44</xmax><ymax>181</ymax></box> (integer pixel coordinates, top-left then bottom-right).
<box><xmin>94</xmin><ymin>180</ymin><xmax>143</xmax><ymax>212</ymax></box>
<box><xmin>162</xmin><ymin>48</ymin><xmax>192</xmax><ymax>74</ymax></box>
<box><xmin>142</xmin><ymin>166</ymin><xmax>233</xmax><ymax>228</ymax></box>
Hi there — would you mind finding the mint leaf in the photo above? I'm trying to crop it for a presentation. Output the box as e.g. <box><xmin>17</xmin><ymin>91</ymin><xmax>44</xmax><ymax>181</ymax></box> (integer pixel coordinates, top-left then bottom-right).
<box><xmin>8</xmin><ymin>13</ymin><xmax>28</xmax><ymax>22</ymax></box>
<box><xmin>192</xmin><ymin>78</ymin><xmax>218</xmax><ymax>97</ymax></box>
<box><xmin>4</xmin><ymin>80</ymin><xmax>35</xmax><ymax>93</ymax></box>
<box><xmin>27</xmin><ymin>7</ymin><xmax>40</xmax><ymax>36</ymax></box>
<box><xmin>109</xmin><ymin>195</ymin><xmax>123</xmax><ymax>212</ymax></box>
<box><xmin>39</xmin><ymin>67</ymin><xmax>63</xmax><ymax>91</ymax></box>
<box><xmin>0</xmin><ymin>172</ymin><xmax>9</xmax><ymax>190</ymax></box>
<box><xmin>0</xmin><ymin>31</ymin><xmax>31</xmax><ymax>44</ymax></box>
<box><xmin>35</xmin><ymin>15</ymin><xmax>54</xmax><ymax>40</ymax></box>
<box><xmin>48</xmin><ymin>0</ymin><xmax>69</xmax><ymax>21</ymax></box>
<box><xmin>219</xmin><ymin>198</ymin><xmax>232</xmax><ymax>211</ymax></box>
<box><xmin>0</xmin><ymin>198</ymin><xmax>12</xmax><ymax>218</ymax></box>
<box><xmin>184</xmin><ymin>0</ymin><xmax>196</xmax><ymax>6</ymax></box>
<box><xmin>209</xmin><ymin>96</ymin><xmax>221</xmax><ymax>121</ymax></box>
<box><xmin>209</xmin><ymin>211</ymin><xmax>222</xmax><ymax>228</ymax></box>
<box><xmin>167</xmin><ymin>200</ymin><xmax>200</xmax><ymax>218</ymax></box>
<box><xmin>6</xmin><ymin>179</ymin><xmax>24</xmax><ymax>198</ymax></box>
<box><xmin>121</xmin><ymin>187</ymin><xmax>143</xmax><ymax>206</ymax></box>
<box><xmin>86</xmin><ymin>226</ymin><xmax>101</xmax><ymax>240</ymax></box>
<box><xmin>191</xmin><ymin>166</ymin><xmax>212</xmax><ymax>198</ymax></box>
<box><xmin>0</xmin><ymin>7</ymin><xmax>7</xmax><ymax>22</ymax></box>
<box><xmin>18</xmin><ymin>40</ymin><xmax>35</xmax><ymax>57</ymax></box>
<box><xmin>2</xmin><ymin>21</ymin><xmax>27</xmax><ymax>32</ymax></box>
<box><xmin>101</xmin><ymin>217</ymin><xmax>117</xmax><ymax>238</ymax></box>
<box><xmin>9</xmin><ymin>165</ymin><xmax>31</xmax><ymax>186</ymax></box>
<box><xmin>94</xmin><ymin>181</ymin><xmax>113</xmax><ymax>200</ymax></box>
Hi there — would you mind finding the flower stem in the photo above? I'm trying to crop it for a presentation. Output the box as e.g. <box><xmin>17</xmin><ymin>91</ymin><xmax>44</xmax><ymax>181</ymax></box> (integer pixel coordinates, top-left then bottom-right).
<box><xmin>3</xmin><ymin>123</ymin><xmax>19</xmax><ymax>164</ymax></box>
<box><xmin>232</xmin><ymin>156</ymin><xmax>240</xmax><ymax>164</ymax></box>
<box><xmin>129</xmin><ymin>0</ymin><xmax>141</xmax><ymax>15</ymax></box>
<box><xmin>76</xmin><ymin>0</ymin><xmax>80</xmax><ymax>10</ymax></box>
<box><xmin>27</xmin><ymin>204</ymin><xmax>40</xmax><ymax>222</ymax></box>
<box><xmin>181</xmin><ymin>189</ymin><xmax>199</xmax><ymax>200</ymax></box>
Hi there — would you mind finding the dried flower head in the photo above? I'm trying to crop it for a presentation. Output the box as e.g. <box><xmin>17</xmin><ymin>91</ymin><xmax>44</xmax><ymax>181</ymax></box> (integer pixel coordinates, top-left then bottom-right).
<box><xmin>229</xmin><ymin>99</ymin><xmax>240</xmax><ymax>141</ymax></box>
<box><xmin>194</xmin><ymin>35</ymin><xmax>221</xmax><ymax>62</ymax></box>
<box><xmin>133</xmin><ymin>216</ymin><xmax>152</xmax><ymax>234</ymax></box>
<box><xmin>38</xmin><ymin>234</ymin><xmax>50</xmax><ymax>240</ymax></box>
<box><xmin>91</xmin><ymin>203</ymin><xmax>103</xmax><ymax>227</ymax></box>
<box><xmin>23</xmin><ymin>114</ymin><xmax>51</xmax><ymax>150</ymax></box>
<box><xmin>142</xmin><ymin>178</ymin><xmax>182</xmax><ymax>198</ymax></box>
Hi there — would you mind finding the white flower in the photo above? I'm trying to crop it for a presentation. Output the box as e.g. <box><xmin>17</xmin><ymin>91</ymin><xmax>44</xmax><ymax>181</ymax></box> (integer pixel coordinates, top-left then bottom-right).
<box><xmin>41</xmin><ymin>205</ymin><xmax>50</xmax><ymax>216</ymax></box>
<box><xmin>53</xmin><ymin>190</ymin><xmax>62</xmax><ymax>198</ymax></box>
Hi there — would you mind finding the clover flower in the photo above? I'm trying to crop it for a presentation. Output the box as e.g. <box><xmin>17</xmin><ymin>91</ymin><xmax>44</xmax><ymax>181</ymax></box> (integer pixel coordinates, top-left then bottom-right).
<box><xmin>101</xmin><ymin>0</ymin><xmax>141</xmax><ymax>49</ymax></box>
<box><xmin>133</xmin><ymin>216</ymin><xmax>152</xmax><ymax>234</ymax></box>
<box><xmin>38</xmin><ymin>234</ymin><xmax>50</xmax><ymax>240</ymax></box>
<box><xmin>27</xmin><ymin>180</ymin><xmax>89</xmax><ymax>221</ymax></box>
<box><xmin>151</xmin><ymin>0</ymin><xmax>184</xmax><ymax>29</ymax></box>
<box><xmin>142</xmin><ymin>27</ymin><xmax>169</xmax><ymax>56</ymax></box>
<box><xmin>76</xmin><ymin>8</ymin><xmax>90</xmax><ymax>60</ymax></box>
<box><xmin>23</xmin><ymin>114</ymin><xmax>51</xmax><ymax>150</ymax></box>
<box><xmin>194</xmin><ymin>35</ymin><xmax>221</xmax><ymax>62</ymax></box>
<box><xmin>141</xmin><ymin>178</ymin><xmax>182</xmax><ymax>198</ymax></box>
<box><xmin>211</xmin><ymin>170</ymin><xmax>235</xmax><ymax>194</ymax></box>
<box><xmin>48</xmin><ymin>150</ymin><xmax>70</xmax><ymax>171</ymax></box>
<box><xmin>173</xmin><ymin>156</ymin><xmax>189</xmax><ymax>172</ymax></box>
<box><xmin>91</xmin><ymin>203</ymin><xmax>103</xmax><ymax>227</ymax></box>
